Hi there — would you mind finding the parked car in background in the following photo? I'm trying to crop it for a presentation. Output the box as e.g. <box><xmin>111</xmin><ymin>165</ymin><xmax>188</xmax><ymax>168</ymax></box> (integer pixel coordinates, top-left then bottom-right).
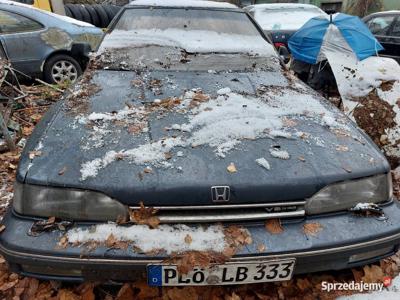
<box><xmin>363</xmin><ymin>11</ymin><xmax>400</xmax><ymax>62</ymax></box>
<box><xmin>1</xmin><ymin>0</ymin><xmax>399</xmax><ymax>285</ymax></box>
<box><xmin>0</xmin><ymin>0</ymin><xmax>103</xmax><ymax>83</ymax></box>
<box><xmin>244</xmin><ymin>3</ymin><xmax>327</xmax><ymax>51</ymax></box>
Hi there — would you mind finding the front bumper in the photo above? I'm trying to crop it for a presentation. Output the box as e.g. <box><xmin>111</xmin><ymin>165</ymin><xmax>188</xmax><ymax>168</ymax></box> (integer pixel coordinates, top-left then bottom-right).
<box><xmin>1</xmin><ymin>201</ymin><xmax>400</xmax><ymax>283</ymax></box>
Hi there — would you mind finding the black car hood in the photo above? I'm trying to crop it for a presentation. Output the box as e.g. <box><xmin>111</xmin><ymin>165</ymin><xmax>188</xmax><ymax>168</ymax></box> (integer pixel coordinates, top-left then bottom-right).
<box><xmin>18</xmin><ymin>69</ymin><xmax>389</xmax><ymax>206</ymax></box>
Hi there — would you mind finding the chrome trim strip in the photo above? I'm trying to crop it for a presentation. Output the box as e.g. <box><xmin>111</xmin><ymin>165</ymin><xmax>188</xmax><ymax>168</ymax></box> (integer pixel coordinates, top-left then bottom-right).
<box><xmin>129</xmin><ymin>201</ymin><xmax>306</xmax><ymax>210</ymax></box>
<box><xmin>158</xmin><ymin>210</ymin><xmax>305</xmax><ymax>223</ymax></box>
<box><xmin>1</xmin><ymin>232</ymin><xmax>399</xmax><ymax>266</ymax></box>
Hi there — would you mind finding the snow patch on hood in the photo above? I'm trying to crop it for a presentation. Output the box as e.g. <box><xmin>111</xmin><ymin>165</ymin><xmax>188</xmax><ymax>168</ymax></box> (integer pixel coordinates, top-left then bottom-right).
<box><xmin>79</xmin><ymin>88</ymin><xmax>347</xmax><ymax>180</ymax></box>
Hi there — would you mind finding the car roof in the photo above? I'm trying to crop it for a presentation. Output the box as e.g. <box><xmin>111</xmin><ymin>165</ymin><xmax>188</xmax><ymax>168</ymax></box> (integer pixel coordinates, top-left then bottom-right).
<box><xmin>127</xmin><ymin>0</ymin><xmax>238</xmax><ymax>9</ymax></box>
<box><xmin>245</xmin><ymin>3</ymin><xmax>323</xmax><ymax>11</ymax></box>
<box><xmin>366</xmin><ymin>10</ymin><xmax>400</xmax><ymax>17</ymax></box>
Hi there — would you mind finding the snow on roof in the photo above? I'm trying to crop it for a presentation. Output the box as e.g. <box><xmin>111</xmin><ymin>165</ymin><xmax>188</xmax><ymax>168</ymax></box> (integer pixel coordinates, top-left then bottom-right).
<box><xmin>129</xmin><ymin>0</ymin><xmax>237</xmax><ymax>9</ymax></box>
<box><xmin>79</xmin><ymin>87</ymin><xmax>347</xmax><ymax>180</ymax></box>
<box><xmin>99</xmin><ymin>29</ymin><xmax>275</xmax><ymax>56</ymax></box>
<box><xmin>247</xmin><ymin>3</ymin><xmax>326</xmax><ymax>31</ymax></box>
<box><xmin>247</xmin><ymin>3</ymin><xmax>323</xmax><ymax>10</ymax></box>
<box><xmin>0</xmin><ymin>0</ymin><xmax>95</xmax><ymax>27</ymax></box>
<box><xmin>67</xmin><ymin>223</ymin><xmax>226</xmax><ymax>254</ymax></box>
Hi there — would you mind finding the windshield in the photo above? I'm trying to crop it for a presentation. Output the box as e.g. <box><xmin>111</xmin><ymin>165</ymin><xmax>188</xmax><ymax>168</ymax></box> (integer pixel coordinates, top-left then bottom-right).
<box><xmin>253</xmin><ymin>7</ymin><xmax>325</xmax><ymax>31</ymax></box>
<box><xmin>97</xmin><ymin>7</ymin><xmax>278</xmax><ymax>72</ymax></box>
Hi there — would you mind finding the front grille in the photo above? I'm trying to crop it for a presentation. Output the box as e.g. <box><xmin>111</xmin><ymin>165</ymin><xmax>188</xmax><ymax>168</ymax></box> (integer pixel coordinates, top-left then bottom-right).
<box><xmin>130</xmin><ymin>201</ymin><xmax>305</xmax><ymax>223</ymax></box>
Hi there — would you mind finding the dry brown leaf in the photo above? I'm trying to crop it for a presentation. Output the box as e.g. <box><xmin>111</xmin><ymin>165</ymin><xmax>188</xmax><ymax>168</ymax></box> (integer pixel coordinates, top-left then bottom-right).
<box><xmin>0</xmin><ymin>224</ymin><xmax>5</xmax><ymax>233</ymax></box>
<box><xmin>227</xmin><ymin>162</ymin><xmax>237</xmax><ymax>173</ymax></box>
<box><xmin>167</xmin><ymin>287</ymin><xmax>199</xmax><ymax>300</ymax></box>
<box><xmin>28</xmin><ymin>150</ymin><xmax>42</xmax><ymax>159</ymax></box>
<box><xmin>352</xmin><ymin>268</ymin><xmax>364</xmax><ymax>282</ymax></box>
<box><xmin>0</xmin><ymin>280</ymin><xmax>17</xmax><ymax>291</ymax></box>
<box><xmin>116</xmin><ymin>283</ymin><xmax>135</xmax><ymax>300</ymax></box>
<box><xmin>172</xmin><ymin>251</ymin><xmax>227</xmax><ymax>274</ymax></box>
<box><xmin>362</xmin><ymin>265</ymin><xmax>384</xmax><ymax>283</ymax></box>
<box><xmin>298</xmin><ymin>156</ymin><xmax>306</xmax><ymax>162</ymax></box>
<box><xmin>257</xmin><ymin>244</ymin><xmax>266</xmax><ymax>252</ymax></box>
<box><xmin>225</xmin><ymin>292</ymin><xmax>241</xmax><ymax>300</ymax></box>
<box><xmin>130</xmin><ymin>202</ymin><xmax>160</xmax><ymax>229</ymax></box>
<box><xmin>164</xmin><ymin>152</ymin><xmax>173</xmax><ymax>160</ymax></box>
<box><xmin>143</xmin><ymin>167</ymin><xmax>153</xmax><ymax>174</ymax></box>
<box><xmin>184</xmin><ymin>234</ymin><xmax>193</xmax><ymax>245</ymax></box>
<box><xmin>58</xmin><ymin>289</ymin><xmax>80</xmax><ymax>300</ymax></box>
<box><xmin>336</xmin><ymin>145</ymin><xmax>349</xmax><ymax>152</ymax></box>
<box><xmin>105</xmin><ymin>234</ymin><xmax>118</xmax><ymax>248</ymax></box>
<box><xmin>303</xmin><ymin>223</ymin><xmax>323</xmax><ymax>236</ymax></box>
<box><xmin>133</xmin><ymin>281</ymin><xmax>159</xmax><ymax>299</ymax></box>
<box><xmin>265</xmin><ymin>219</ymin><xmax>283</xmax><ymax>234</ymax></box>
<box><xmin>58</xmin><ymin>166</ymin><xmax>67</xmax><ymax>176</ymax></box>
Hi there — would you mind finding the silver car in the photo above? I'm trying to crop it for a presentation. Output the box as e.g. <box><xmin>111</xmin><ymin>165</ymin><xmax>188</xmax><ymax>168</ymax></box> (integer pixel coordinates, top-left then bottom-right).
<box><xmin>0</xmin><ymin>0</ymin><xmax>103</xmax><ymax>83</ymax></box>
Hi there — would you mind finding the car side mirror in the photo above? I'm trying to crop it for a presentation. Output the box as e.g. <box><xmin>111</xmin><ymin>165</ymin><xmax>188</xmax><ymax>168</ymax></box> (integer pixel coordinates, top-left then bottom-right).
<box><xmin>71</xmin><ymin>43</ymin><xmax>92</xmax><ymax>58</ymax></box>
<box><xmin>278</xmin><ymin>46</ymin><xmax>290</xmax><ymax>64</ymax></box>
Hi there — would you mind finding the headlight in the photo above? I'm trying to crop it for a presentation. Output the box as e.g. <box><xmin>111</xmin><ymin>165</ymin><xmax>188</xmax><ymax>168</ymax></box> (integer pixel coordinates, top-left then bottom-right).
<box><xmin>305</xmin><ymin>174</ymin><xmax>392</xmax><ymax>215</ymax></box>
<box><xmin>13</xmin><ymin>182</ymin><xmax>128</xmax><ymax>221</ymax></box>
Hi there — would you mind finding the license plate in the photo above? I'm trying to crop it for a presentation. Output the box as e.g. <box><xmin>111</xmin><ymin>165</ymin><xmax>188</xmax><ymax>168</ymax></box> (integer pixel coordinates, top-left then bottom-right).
<box><xmin>147</xmin><ymin>259</ymin><xmax>295</xmax><ymax>286</ymax></box>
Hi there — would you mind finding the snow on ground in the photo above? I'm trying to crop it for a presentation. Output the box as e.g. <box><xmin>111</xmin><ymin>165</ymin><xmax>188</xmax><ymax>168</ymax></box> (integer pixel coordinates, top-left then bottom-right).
<box><xmin>99</xmin><ymin>29</ymin><xmax>276</xmax><ymax>57</ymax></box>
<box><xmin>129</xmin><ymin>0</ymin><xmax>237</xmax><ymax>8</ymax></box>
<box><xmin>337</xmin><ymin>274</ymin><xmax>400</xmax><ymax>299</ymax></box>
<box><xmin>67</xmin><ymin>223</ymin><xmax>226</xmax><ymax>254</ymax></box>
<box><xmin>327</xmin><ymin>53</ymin><xmax>400</xmax><ymax>160</ymax></box>
<box><xmin>80</xmin><ymin>88</ymin><xmax>346</xmax><ymax>180</ymax></box>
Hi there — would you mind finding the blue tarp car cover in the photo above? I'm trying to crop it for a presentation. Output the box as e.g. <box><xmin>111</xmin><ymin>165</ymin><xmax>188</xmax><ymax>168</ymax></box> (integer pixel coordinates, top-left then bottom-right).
<box><xmin>288</xmin><ymin>13</ymin><xmax>383</xmax><ymax>64</ymax></box>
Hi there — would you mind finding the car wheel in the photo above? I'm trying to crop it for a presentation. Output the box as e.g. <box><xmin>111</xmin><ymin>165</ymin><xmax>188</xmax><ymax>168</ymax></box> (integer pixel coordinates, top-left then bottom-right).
<box><xmin>44</xmin><ymin>54</ymin><xmax>82</xmax><ymax>84</ymax></box>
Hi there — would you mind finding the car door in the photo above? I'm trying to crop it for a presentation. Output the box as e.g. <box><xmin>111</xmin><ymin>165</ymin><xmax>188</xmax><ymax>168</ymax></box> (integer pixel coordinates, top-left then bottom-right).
<box><xmin>0</xmin><ymin>9</ymin><xmax>48</xmax><ymax>76</ymax></box>
<box><xmin>365</xmin><ymin>14</ymin><xmax>396</xmax><ymax>57</ymax></box>
<box><xmin>388</xmin><ymin>16</ymin><xmax>400</xmax><ymax>62</ymax></box>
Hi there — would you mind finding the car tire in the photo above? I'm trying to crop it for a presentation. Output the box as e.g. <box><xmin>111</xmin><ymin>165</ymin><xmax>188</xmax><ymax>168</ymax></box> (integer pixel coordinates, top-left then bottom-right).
<box><xmin>69</xmin><ymin>4</ymin><xmax>83</xmax><ymax>21</ymax></box>
<box><xmin>64</xmin><ymin>5</ymin><xmax>73</xmax><ymax>18</ymax></box>
<box><xmin>104</xmin><ymin>5</ymin><xmax>120</xmax><ymax>23</ymax></box>
<box><xmin>43</xmin><ymin>54</ymin><xmax>82</xmax><ymax>84</ymax></box>
<box><xmin>78</xmin><ymin>4</ymin><xmax>91</xmax><ymax>24</ymax></box>
<box><xmin>85</xmin><ymin>4</ymin><xmax>100</xmax><ymax>27</ymax></box>
<box><xmin>93</xmin><ymin>5</ymin><xmax>110</xmax><ymax>28</ymax></box>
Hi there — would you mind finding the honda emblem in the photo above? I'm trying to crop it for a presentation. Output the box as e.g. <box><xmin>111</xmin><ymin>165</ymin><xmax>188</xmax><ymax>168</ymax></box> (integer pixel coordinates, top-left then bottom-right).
<box><xmin>211</xmin><ymin>186</ymin><xmax>230</xmax><ymax>202</ymax></box>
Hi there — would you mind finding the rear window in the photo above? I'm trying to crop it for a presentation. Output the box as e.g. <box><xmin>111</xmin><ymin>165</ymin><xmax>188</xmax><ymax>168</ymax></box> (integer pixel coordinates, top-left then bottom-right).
<box><xmin>0</xmin><ymin>9</ymin><xmax>43</xmax><ymax>34</ymax></box>
<box><xmin>114</xmin><ymin>8</ymin><xmax>261</xmax><ymax>36</ymax></box>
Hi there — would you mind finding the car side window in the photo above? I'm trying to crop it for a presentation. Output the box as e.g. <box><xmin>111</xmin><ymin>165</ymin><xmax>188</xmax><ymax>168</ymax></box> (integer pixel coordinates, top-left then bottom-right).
<box><xmin>0</xmin><ymin>10</ymin><xmax>43</xmax><ymax>34</ymax></box>
<box><xmin>391</xmin><ymin>18</ymin><xmax>400</xmax><ymax>37</ymax></box>
<box><xmin>366</xmin><ymin>15</ymin><xmax>395</xmax><ymax>35</ymax></box>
